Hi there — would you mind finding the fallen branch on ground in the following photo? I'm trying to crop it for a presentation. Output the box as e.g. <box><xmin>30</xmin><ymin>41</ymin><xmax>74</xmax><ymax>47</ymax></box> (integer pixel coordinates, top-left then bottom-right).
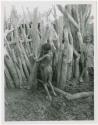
<box><xmin>38</xmin><ymin>79</ymin><xmax>94</xmax><ymax>100</ymax></box>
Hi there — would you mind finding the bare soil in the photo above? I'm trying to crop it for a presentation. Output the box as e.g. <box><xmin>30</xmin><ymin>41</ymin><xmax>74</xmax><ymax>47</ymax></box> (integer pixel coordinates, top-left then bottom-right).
<box><xmin>5</xmin><ymin>81</ymin><xmax>94</xmax><ymax>121</ymax></box>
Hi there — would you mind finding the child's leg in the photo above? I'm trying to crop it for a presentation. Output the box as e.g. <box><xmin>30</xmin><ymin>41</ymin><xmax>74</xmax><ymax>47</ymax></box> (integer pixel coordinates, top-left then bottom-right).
<box><xmin>41</xmin><ymin>67</ymin><xmax>52</xmax><ymax>101</ymax></box>
<box><xmin>79</xmin><ymin>55</ymin><xmax>85</xmax><ymax>82</ymax></box>
<box><xmin>48</xmin><ymin>81</ymin><xmax>56</xmax><ymax>96</ymax></box>
<box><xmin>48</xmin><ymin>70</ymin><xmax>56</xmax><ymax>96</ymax></box>
<box><xmin>43</xmin><ymin>84</ymin><xmax>52</xmax><ymax>101</ymax></box>
<box><xmin>79</xmin><ymin>65</ymin><xmax>89</xmax><ymax>82</ymax></box>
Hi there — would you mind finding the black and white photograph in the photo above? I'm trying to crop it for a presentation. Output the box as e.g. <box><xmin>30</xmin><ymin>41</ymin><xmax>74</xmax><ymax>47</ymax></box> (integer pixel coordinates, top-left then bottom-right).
<box><xmin>2</xmin><ymin>0</ymin><xmax>96</xmax><ymax>121</ymax></box>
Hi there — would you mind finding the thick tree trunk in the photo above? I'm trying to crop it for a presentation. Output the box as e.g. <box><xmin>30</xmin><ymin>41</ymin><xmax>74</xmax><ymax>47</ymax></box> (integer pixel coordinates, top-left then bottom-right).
<box><xmin>60</xmin><ymin>60</ymin><xmax>68</xmax><ymax>89</ymax></box>
<box><xmin>29</xmin><ymin>62</ymin><xmax>38</xmax><ymax>90</ymax></box>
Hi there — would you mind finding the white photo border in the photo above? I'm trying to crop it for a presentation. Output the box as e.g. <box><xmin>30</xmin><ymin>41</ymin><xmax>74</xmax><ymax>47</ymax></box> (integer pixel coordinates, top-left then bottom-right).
<box><xmin>0</xmin><ymin>0</ymin><xmax>98</xmax><ymax>125</ymax></box>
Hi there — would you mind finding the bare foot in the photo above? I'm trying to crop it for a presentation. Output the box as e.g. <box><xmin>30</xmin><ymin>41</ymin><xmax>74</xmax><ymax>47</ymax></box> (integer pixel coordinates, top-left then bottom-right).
<box><xmin>54</xmin><ymin>92</ymin><xmax>57</xmax><ymax>97</ymax></box>
<box><xmin>79</xmin><ymin>78</ymin><xmax>84</xmax><ymax>83</ymax></box>
<box><xmin>49</xmin><ymin>96</ymin><xmax>52</xmax><ymax>101</ymax></box>
<box><xmin>46</xmin><ymin>96</ymin><xmax>52</xmax><ymax>101</ymax></box>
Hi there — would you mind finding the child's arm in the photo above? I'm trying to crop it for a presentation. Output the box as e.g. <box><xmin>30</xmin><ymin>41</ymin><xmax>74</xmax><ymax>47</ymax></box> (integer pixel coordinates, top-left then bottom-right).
<box><xmin>36</xmin><ymin>53</ymin><xmax>50</xmax><ymax>62</ymax></box>
<box><xmin>73</xmin><ymin>47</ymin><xmax>80</xmax><ymax>61</ymax></box>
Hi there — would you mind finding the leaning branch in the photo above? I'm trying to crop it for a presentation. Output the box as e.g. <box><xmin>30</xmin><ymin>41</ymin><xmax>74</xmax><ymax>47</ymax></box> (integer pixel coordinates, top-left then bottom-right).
<box><xmin>57</xmin><ymin>5</ymin><xmax>79</xmax><ymax>30</ymax></box>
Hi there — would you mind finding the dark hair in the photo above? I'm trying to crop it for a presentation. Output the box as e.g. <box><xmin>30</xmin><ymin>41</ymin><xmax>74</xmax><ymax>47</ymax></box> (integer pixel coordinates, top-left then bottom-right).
<box><xmin>42</xmin><ymin>43</ymin><xmax>51</xmax><ymax>54</ymax></box>
<box><xmin>83</xmin><ymin>34</ymin><xmax>93</xmax><ymax>43</ymax></box>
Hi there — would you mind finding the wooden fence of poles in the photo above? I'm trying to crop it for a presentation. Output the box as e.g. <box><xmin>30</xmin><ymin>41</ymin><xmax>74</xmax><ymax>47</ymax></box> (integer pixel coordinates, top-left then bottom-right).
<box><xmin>4</xmin><ymin>4</ymin><xmax>93</xmax><ymax>89</ymax></box>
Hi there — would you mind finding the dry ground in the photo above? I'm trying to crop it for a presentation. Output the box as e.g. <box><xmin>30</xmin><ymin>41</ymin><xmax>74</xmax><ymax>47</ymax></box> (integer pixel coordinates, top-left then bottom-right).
<box><xmin>5</xmin><ymin>81</ymin><xmax>94</xmax><ymax>121</ymax></box>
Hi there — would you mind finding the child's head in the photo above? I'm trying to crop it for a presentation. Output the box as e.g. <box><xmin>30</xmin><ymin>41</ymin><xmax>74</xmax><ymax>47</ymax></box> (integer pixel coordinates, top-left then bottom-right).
<box><xmin>42</xmin><ymin>43</ymin><xmax>51</xmax><ymax>54</ymax></box>
<box><xmin>84</xmin><ymin>34</ymin><xmax>93</xmax><ymax>44</ymax></box>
